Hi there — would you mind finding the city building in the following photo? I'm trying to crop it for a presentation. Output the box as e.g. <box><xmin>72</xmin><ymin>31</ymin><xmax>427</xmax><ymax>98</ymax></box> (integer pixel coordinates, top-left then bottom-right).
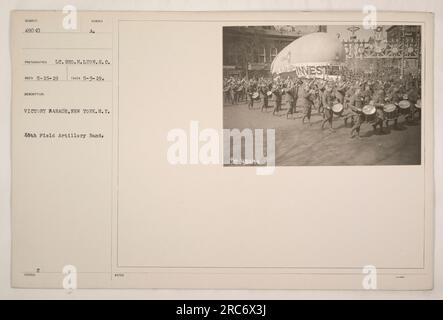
<box><xmin>223</xmin><ymin>26</ymin><xmax>327</xmax><ymax>78</ymax></box>
<box><xmin>386</xmin><ymin>25</ymin><xmax>421</xmax><ymax>43</ymax></box>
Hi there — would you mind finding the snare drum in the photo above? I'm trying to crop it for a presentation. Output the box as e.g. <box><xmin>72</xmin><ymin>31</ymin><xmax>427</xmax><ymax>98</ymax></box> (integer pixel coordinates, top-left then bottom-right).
<box><xmin>398</xmin><ymin>100</ymin><xmax>411</xmax><ymax>115</ymax></box>
<box><xmin>332</xmin><ymin>103</ymin><xmax>344</xmax><ymax>115</ymax></box>
<box><xmin>383</xmin><ymin>104</ymin><xmax>398</xmax><ymax>120</ymax></box>
<box><xmin>362</xmin><ymin>105</ymin><xmax>377</xmax><ymax>123</ymax></box>
<box><xmin>266</xmin><ymin>91</ymin><xmax>273</xmax><ymax>97</ymax></box>
<box><xmin>252</xmin><ymin>92</ymin><xmax>260</xmax><ymax>100</ymax></box>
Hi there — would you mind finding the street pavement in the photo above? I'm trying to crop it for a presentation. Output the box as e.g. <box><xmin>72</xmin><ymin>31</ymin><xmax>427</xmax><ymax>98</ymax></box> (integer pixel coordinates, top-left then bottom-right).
<box><xmin>223</xmin><ymin>101</ymin><xmax>421</xmax><ymax>166</ymax></box>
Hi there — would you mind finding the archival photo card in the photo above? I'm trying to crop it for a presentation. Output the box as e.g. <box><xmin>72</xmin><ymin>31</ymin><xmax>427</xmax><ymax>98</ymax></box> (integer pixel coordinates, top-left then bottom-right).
<box><xmin>10</xmin><ymin>11</ymin><xmax>434</xmax><ymax>290</ymax></box>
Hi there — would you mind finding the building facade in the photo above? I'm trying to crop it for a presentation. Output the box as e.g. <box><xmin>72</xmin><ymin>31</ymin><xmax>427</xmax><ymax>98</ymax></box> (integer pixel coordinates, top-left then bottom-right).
<box><xmin>386</xmin><ymin>25</ymin><xmax>421</xmax><ymax>43</ymax></box>
<box><xmin>342</xmin><ymin>25</ymin><xmax>421</xmax><ymax>77</ymax></box>
<box><xmin>223</xmin><ymin>26</ymin><xmax>327</xmax><ymax>78</ymax></box>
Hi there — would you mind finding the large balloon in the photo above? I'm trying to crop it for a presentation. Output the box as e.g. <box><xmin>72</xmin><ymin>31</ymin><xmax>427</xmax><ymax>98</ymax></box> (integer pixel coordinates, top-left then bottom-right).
<box><xmin>271</xmin><ymin>32</ymin><xmax>346</xmax><ymax>76</ymax></box>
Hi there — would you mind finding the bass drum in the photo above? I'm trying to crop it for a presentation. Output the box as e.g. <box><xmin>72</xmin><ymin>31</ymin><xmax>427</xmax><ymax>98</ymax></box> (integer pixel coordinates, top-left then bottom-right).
<box><xmin>398</xmin><ymin>100</ymin><xmax>411</xmax><ymax>115</ymax></box>
<box><xmin>332</xmin><ymin>103</ymin><xmax>344</xmax><ymax>115</ymax></box>
<box><xmin>383</xmin><ymin>104</ymin><xmax>398</xmax><ymax>120</ymax></box>
<box><xmin>362</xmin><ymin>105</ymin><xmax>376</xmax><ymax>123</ymax></box>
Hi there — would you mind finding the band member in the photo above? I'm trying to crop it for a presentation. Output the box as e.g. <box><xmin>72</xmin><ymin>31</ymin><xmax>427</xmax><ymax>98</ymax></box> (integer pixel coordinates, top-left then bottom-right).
<box><xmin>415</xmin><ymin>98</ymin><xmax>422</xmax><ymax>121</ymax></box>
<box><xmin>302</xmin><ymin>86</ymin><xmax>315</xmax><ymax>124</ymax></box>
<box><xmin>321</xmin><ymin>87</ymin><xmax>335</xmax><ymax>130</ymax></box>
<box><xmin>349</xmin><ymin>89</ymin><xmax>365</xmax><ymax>138</ymax></box>
<box><xmin>383</xmin><ymin>94</ymin><xmax>399</xmax><ymax>128</ymax></box>
<box><xmin>260</xmin><ymin>84</ymin><xmax>269</xmax><ymax>112</ymax></box>
<box><xmin>335</xmin><ymin>81</ymin><xmax>347</xmax><ymax>104</ymax></box>
<box><xmin>296</xmin><ymin>82</ymin><xmax>311</xmax><ymax>124</ymax></box>
<box><xmin>247</xmin><ymin>84</ymin><xmax>254</xmax><ymax>109</ymax></box>
<box><xmin>342</xmin><ymin>86</ymin><xmax>356</xmax><ymax>126</ymax></box>
<box><xmin>371</xmin><ymin>103</ymin><xmax>385</xmax><ymax>133</ymax></box>
<box><xmin>235</xmin><ymin>81</ymin><xmax>245</xmax><ymax>104</ymax></box>
<box><xmin>371</xmin><ymin>90</ymin><xmax>386</xmax><ymax>133</ymax></box>
<box><xmin>361</xmin><ymin>83</ymin><xmax>372</xmax><ymax>105</ymax></box>
<box><xmin>407</xmin><ymin>83</ymin><xmax>419</xmax><ymax>121</ymax></box>
<box><xmin>388</xmin><ymin>86</ymin><xmax>402</xmax><ymax>126</ymax></box>
<box><xmin>285</xmin><ymin>82</ymin><xmax>298</xmax><ymax>119</ymax></box>
<box><xmin>223</xmin><ymin>82</ymin><xmax>231</xmax><ymax>105</ymax></box>
<box><xmin>344</xmin><ymin>83</ymin><xmax>354</xmax><ymax>110</ymax></box>
<box><xmin>272</xmin><ymin>85</ymin><xmax>282</xmax><ymax>116</ymax></box>
<box><xmin>229</xmin><ymin>83</ymin><xmax>235</xmax><ymax>104</ymax></box>
<box><xmin>316</xmin><ymin>81</ymin><xmax>326</xmax><ymax>114</ymax></box>
<box><xmin>233</xmin><ymin>82</ymin><xmax>239</xmax><ymax>104</ymax></box>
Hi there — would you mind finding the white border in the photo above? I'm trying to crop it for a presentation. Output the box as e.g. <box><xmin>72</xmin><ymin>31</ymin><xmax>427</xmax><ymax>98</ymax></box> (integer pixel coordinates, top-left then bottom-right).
<box><xmin>0</xmin><ymin>0</ymin><xmax>442</xmax><ymax>299</ymax></box>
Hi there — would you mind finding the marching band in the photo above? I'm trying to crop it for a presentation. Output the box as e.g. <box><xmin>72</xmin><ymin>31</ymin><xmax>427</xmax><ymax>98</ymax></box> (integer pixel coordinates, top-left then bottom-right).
<box><xmin>223</xmin><ymin>71</ymin><xmax>421</xmax><ymax>138</ymax></box>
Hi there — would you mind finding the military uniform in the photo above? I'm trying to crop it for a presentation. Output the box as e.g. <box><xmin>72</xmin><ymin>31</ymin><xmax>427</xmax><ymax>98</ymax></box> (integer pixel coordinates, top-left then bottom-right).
<box><xmin>371</xmin><ymin>90</ymin><xmax>385</xmax><ymax>132</ymax></box>
<box><xmin>296</xmin><ymin>86</ymin><xmax>313</xmax><ymax>124</ymax></box>
<box><xmin>273</xmin><ymin>87</ymin><xmax>283</xmax><ymax>115</ymax></box>
<box><xmin>335</xmin><ymin>83</ymin><xmax>346</xmax><ymax>104</ymax></box>
<box><xmin>407</xmin><ymin>87</ymin><xmax>419</xmax><ymax>121</ymax></box>
<box><xmin>285</xmin><ymin>85</ymin><xmax>298</xmax><ymax>118</ymax></box>
<box><xmin>260</xmin><ymin>85</ymin><xmax>269</xmax><ymax>111</ymax></box>
<box><xmin>349</xmin><ymin>92</ymin><xmax>365</xmax><ymax>138</ymax></box>
<box><xmin>247</xmin><ymin>83</ymin><xmax>256</xmax><ymax>109</ymax></box>
<box><xmin>321</xmin><ymin>89</ymin><xmax>335</xmax><ymax>130</ymax></box>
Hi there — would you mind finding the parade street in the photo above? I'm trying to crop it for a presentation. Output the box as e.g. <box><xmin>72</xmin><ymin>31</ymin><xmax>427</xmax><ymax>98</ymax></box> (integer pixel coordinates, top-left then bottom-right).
<box><xmin>223</xmin><ymin>102</ymin><xmax>421</xmax><ymax>166</ymax></box>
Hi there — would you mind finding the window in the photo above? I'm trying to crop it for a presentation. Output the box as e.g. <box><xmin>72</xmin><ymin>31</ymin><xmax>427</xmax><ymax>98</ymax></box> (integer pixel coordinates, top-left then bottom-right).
<box><xmin>258</xmin><ymin>47</ymin><xmax>266</xmax><ymax>63</ymax></box>
<box><xmin>270</xmin><ymin>47</ymin><xmax>278</xmax><ymax>61</ymax></box>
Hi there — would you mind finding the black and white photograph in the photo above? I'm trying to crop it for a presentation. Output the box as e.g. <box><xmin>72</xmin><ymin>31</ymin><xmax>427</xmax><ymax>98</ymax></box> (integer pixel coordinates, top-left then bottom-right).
<box><xmin>223</xmin><ymin>25</ymin><xmax>422</xmax><ymax>166</ymax></box>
